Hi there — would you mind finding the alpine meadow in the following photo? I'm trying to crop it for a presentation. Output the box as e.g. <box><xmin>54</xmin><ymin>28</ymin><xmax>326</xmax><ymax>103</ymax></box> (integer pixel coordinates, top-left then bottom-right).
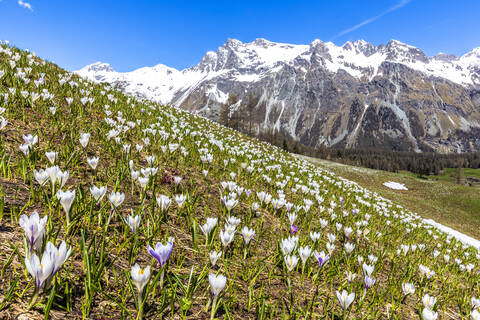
<box><xmin>1</xmin><ymin>36</ymin><xmax>480</xmax><ymax>320</ymax></box>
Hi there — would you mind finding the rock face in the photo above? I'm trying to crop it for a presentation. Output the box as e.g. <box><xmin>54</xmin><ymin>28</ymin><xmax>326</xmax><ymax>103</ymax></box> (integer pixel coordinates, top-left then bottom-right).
<box><xmin>76</xmin><ymin>39</ymin><xmax>480</xmax><ymax>153</ymax></box>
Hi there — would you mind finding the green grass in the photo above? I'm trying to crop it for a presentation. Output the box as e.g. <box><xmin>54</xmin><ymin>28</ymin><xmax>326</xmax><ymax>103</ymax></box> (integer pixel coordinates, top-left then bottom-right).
<box><xmin>427</xmin><ymin>167</ymin><xmax>480</xmax><ymax>184</ymax></box>
<box><xmin>303</xmin><ymin>156</ymin><xmax>480</xmax><ymax>239</ymax></box>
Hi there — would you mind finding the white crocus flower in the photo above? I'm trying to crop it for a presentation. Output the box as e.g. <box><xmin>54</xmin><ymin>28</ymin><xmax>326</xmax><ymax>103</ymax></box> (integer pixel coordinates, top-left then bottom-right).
<box><xmin>45</xmin><ymin>166</ymin><xmax>60</xmax><ymax>187</ymax></box>
<box><xmin>209</xmin><ymin>273</ymin><xmax>226</xmax><ymax>296</ymax></box>
<box><xmin>210</xmin><ymin>250</ymin><xmax>222</xmax><ymax>266</ymax></box>
<box><xmin>346</xmin><ymin>271</ymin><xmax>357</xmax><ymax>283</ymax></box>
<box><xmin>402</xmin><ymin>282</ymin><xmax>415</xmax><ymax>295</ymax></box>
<box><xmin>56</xmin><ymin>169</ymin><xmax>69</xmax><ymax>188</ymax></box>
<box><xmin>280</xmin><ymin>238</ymin><xmax>296</xmax><ymax>255</ymax></box>
<box><xmin>471</xmin><ymin>310</ymin><xmax>480</xmax><ymax>320</ymax></box>
<box><xmin>470</xmin><ymin>309</ymin><xmax>480</xmax><ymax>320</ymax></box>
<box><xmin>222</xmin><ymin>197</ymin><xmax>238</xmax><ymax>211</ymax></box>
<box><xmin>137</xmin><ymin>176</ymin><xmax>149</xmax><ymax>188</ymax></box>
<box><xmin>57</xmin><ymin>189</ymin><xmax>75</xmax><ymax>214</ymax></box>
<box><xmin>23</xmin><ymin>133</ymin><xmax>38</xmax><ymax>147</ymax></box>
<box><xmin>298</xmin><ymin>246</ymin><xmax>312</xmax><ymax>266</ymax></box>
<box><xmin>19</xmin><ymin>143</ymin><xmax>30</xmax><ymax>156</ymax></box>
<box><xmin>362</xmin><ymin>262</ymin><xmax>374</xmax><ymax>277</ymax></box>
<box><xmin>422</xmin><ymin>308</ymin><xmax>438</xmax><ymax>320</ymax></box>
<box><xmin>34</xmin><ymin>169</ymin><xmax>49</xmax><ymax>186</ymax></box>
<box><xmin>472</xmin><ymin>297</ymin><xmax>480</xmax><ymax>310</ymax></box>
<box><xmin>79</xmin><ymin>133</ymin><xmax>90</xmax><ymax>148</ymax></box>
<box><xmin>0</xmin><ymin>117</ymin><xmax>7</xmax><ymax>130</ymax></box>
<box><xmin>344</xmin><ymin>242</ymin><xmax>355</xmax><ymax>254</ymax></box>
<box><xmin>327</xmin><ymin>233</ymin><xmax>336</xmax><ymax>243</ymax></box>
<box><xmin>19</xmin><ymin>211</ymin><xmax>47</xmax><ymax>253</ymax></box>
<box><xmin>326</xmin><ymin>242</ymin><xmax>335</xmax><ymax>254</ymax></box>
<box><xmin>336</xmin><ymin>289</ymin><xmax>355</xmax><ymax>310</ymax></box>
<box><xmin>344</xmin><ymin>227</ymin><xmax>353</xmax><ymax>238</ymax></box>
<box><xmin>208</xmin><ymin>273</ymin><xmax>226</xmax><ymax>318</ymax></box>
<box><xmin>287</xmin><ymin>212</ymin><xmax>297</xmax><ymax>225</ymax></box>
<box><xmin>90</xmin><ymin>186</ymin><xmax>106</xmax><ymax>203</ymax></box>
<box><xmin>45</xmin><ymin>241</ymin><xmax>72</xmax><ymax>275</ymax></box>
<box><xmin>45</xmin><ymin>151</ymin><xmax>57</xmax><ymax>164</ymax></box>
<box><xmin>284</xmin><ymin>254</ymin><xmax>299</xmax><ymax>272</ymax></box>
<box><xmin>156</xmin><ymin>194</ymin><xmax>171</xmax><ymax>212</ymax></box>
<box><xmin>241</xmin><ymin>226</ymin><xmax>255</xmax><ymax>245</ymax></box>
<box><xmin>109</xmin><ymin>191</ymin><xmax>125</xmax><ymax>208</ymax></box>
<box><xmin>131</xmin><ymin>169</ymin><xmax>140</xmax><ymax>181</ymax></box>
<box><xmin>219</xmin><ymin>229</ymin><xmax>235</xmax><ymax>247</ymax></box>
<box><xmin>174</xmin><ymin>194</ymin><xmax>187</xmax><ymax>208</ymax></box>
<box><xmin>310</xmin><ymin>231</ymin><xmax>321</xmax><ymax>242</ymax></box>
<box><xmin>422</xmin><ymin>294</ymin><xmax>437</xmax><ymax>309</ymax></box>
<box><xmin>87</xmin><ymin>157</ymin><xmax>99</xmax><ymax>170</ymax></box>
<box><xmin>200</xmin><ymin>217</ymin><xmax>218</xmax><ymax>236</ymax></box>
<box><xmin>173</xmin><ymin>176</ymin><xmax>182</xmax><ymax>185</ymax></box>
<box><xmin>124</xmin><ymin>214</ymin><xmax>141</xmax><ymax>233</ymax></box>
<box><xmin>131</xmin><ymin>263</ymin><xmax>151</xmax><ymax>293</ymax></box>
<box><xmin>25</xmin><ymin>252</ymin><xmax>54</xmax><ymax>290</ymax></box>
<box><xmin>226</xmin><ymin>215</ymin><xmax>241</xmax><ymax>227</ymax></box>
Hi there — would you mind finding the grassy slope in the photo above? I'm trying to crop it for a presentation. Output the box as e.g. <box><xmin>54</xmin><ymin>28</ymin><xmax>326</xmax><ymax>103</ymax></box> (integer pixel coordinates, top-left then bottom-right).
<box><xmin>0</xmin><ymin>43</ymin><xmax>479</xmax><ymax>320</ymax></box>
<box><xmin>428</xmin><ymin>167</ymin><xmax>480</xmax><ymax>184</ymax></box>
<box><xmin>303</xmin><ymin>156</ymin><xmax>480</xmax><ymax>239</ymax></box>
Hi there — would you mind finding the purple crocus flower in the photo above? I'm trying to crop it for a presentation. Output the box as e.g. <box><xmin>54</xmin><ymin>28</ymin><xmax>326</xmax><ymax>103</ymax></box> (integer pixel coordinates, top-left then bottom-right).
<box><xmin>290</xmin><ymin>224</ymin><xmax>299</xmax><ymax>234</ymax></box>
<box><xmin>364</xmin><ymin>275</ymin><xmax>376</xmax><ymax>289</ymax></box>
<box><xmin>147</xmin><ymin>241</ymin><xmax>173</xmax><ymax>267</ymax></box>
<box><xmin>313</xmin><ymin>250</ymin><xmax>330</xmax><ymax>269</ymax></box>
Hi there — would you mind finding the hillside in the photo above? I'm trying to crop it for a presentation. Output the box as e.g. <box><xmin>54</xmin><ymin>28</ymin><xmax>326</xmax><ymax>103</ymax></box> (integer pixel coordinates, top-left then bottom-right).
<box><xmin>77</xmin><ymin>38</ymin><xmax>480</xmax><ymax>153</ymax></box>
<box><xmin>1</xmin><ymin>42</ymin><xmax>480</xmax><ymax>320</ymax></box>
<box><xmin>302</xmin><ymin>156</ymin><xmax>480</xmax><ymax>240</ymax></box>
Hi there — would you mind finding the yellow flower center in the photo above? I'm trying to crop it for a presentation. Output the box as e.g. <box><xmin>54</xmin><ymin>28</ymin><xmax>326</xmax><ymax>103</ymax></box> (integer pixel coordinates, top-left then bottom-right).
<box><xmin>139</xmin><ymin>268</ymin><xmax>144</xmax><ymax>275</ymax></box>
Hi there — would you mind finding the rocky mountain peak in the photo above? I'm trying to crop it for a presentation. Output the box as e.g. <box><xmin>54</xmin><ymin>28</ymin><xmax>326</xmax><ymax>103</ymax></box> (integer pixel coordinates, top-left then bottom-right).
<box><xmin>82</xmin><ymin>62</ymin><xmax>115</xmax><ymax>73</ymax></box>
<box><xmin>342</xmin><ymin>39</ymin><xmax>377</xmax><ymax>57</ymax></box>
<box><xmin>253</xmin><ymin>38</ymin><xmax>274</xmax><ymax>47</ymax></box>
<box><xmin>463</xmin><ymin>47</ymin><xmax>480</xmax><ymax>59</ymax></box>
<box><xmin>382</xmin><ymin>40</ymin><xmax>428</xmax><ymax>63</ymax></box>
<box><xmin>433</xmin><ymin>52</ymin><xmax>458</xmax><ymax>62</ymax></box>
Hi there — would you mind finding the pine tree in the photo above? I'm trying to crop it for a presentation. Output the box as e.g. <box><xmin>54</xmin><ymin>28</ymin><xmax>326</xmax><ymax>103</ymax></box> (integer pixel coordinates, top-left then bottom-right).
<box><xmin>246</xmin><ymin>92</ymin><xmax>257</xmax><ymax>135</ymax></box>
<box><xmin>219</xmin><ymin>94</ymin><xmax>239</xmax><ymax>127</ymax></box>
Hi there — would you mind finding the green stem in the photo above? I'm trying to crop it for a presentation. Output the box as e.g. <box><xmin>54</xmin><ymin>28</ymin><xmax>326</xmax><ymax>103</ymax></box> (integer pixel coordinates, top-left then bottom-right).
<box><xmin>27</xmin><ymin>288</ymin><xmax>39</xmax><ymax>310</ymax></box>
<box><xmin>210</xmin><ymin>296</ymin><xmax>218</xmax><ymax>320</ymax></box>
<box><xmin>160</xmin><ymin>269</ymin><xmax>165</xmax><ymax>289</ymax></box>
<box><xmin>136</xmin><ymin>291</ymin><xmax>143</xmax><ymax>320</ymax></box>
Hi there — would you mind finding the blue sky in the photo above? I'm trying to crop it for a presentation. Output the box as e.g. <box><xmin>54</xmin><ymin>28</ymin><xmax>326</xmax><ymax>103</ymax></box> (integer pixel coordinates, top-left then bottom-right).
<box><xmin>0</xmin><ymin>0</ymin><xmax>479</xmax><ymax>72</ymax></box>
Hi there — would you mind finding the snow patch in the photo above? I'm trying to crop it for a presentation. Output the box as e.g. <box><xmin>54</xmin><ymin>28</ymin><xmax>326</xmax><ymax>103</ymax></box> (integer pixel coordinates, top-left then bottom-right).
<box><xmin>383</xmin><ymin>181</ymin><xmax>408</xmax><ymax>190</ymax></box>
<box><xmin>423</xmin><ymin>219</ymin><xmax>480</xmax><ymax>249</ymax></box>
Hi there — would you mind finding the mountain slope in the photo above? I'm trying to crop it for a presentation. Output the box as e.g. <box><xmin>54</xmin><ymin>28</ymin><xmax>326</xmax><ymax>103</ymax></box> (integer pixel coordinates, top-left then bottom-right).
<box><xmin>2</xmin><ymin>40</ymin><xmax>480</xmax><ymax>320</ymax></box>
<box><xmin>77</xmin><ymin>39</ymin><xmax>480</xmax><ymax>153</ymax></box>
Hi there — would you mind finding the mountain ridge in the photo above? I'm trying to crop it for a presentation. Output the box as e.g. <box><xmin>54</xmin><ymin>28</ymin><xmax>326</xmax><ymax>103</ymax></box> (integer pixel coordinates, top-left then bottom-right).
<box><xmin>76</xmin><ymin>38</ymin><xmax>480</xmax><ymax>153</ymax></box>
<box><xmin>78</xmin><ymin>38</ymin><xmax>480</xmax><ymax>86</ymax></box>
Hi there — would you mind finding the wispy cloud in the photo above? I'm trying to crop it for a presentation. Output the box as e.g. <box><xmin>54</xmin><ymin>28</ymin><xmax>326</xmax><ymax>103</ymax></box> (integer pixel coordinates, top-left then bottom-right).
<box><xmin>332</xmin><ymin>0</ymin><xmax>412</xmax><ymax>40</ymax></box>
<box><xmin>18</xmin><ymin>0</ymin><xmax>32</xmax><ymax>11</ymax></box>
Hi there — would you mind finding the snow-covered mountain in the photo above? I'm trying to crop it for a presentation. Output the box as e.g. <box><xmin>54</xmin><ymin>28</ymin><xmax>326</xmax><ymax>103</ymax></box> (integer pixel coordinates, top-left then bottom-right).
<box><xmin>76</xmin><ymin>38</ymin><xmax>480</xmax><ymax>153</ymax></box>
